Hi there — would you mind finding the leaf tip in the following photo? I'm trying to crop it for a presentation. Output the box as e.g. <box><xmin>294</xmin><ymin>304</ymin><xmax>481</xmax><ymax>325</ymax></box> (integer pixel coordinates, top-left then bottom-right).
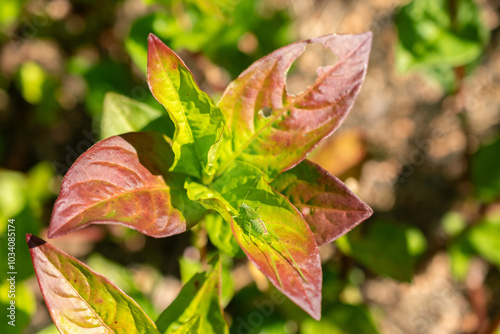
<box><xmin>26</xmin><ymin>234</ymin><xmax>46</xmax><ymax>249</ymax></box>
<box><xmin>148</xmin><ymin>33</ymin><xmax>160</xmax><ymax>44</ymax></box>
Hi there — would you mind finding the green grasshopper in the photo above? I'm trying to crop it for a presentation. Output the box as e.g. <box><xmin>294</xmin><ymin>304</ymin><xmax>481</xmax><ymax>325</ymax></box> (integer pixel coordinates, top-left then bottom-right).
<box><xmin>233</xmin><ymin>174</ymin><xmax>308</xmax><ymax>287</ymax></box>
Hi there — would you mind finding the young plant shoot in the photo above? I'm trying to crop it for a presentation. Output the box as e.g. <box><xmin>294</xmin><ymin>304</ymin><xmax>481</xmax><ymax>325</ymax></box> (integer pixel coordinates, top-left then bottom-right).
<box><xmin>28</xmin><ymin>31</ymin><xmax>373</xmax><ymax>332</ymax></box>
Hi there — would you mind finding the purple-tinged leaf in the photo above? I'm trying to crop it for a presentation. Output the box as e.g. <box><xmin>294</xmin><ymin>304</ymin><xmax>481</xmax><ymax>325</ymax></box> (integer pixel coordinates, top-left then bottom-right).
<box><xmin>272</xmin><ymin>160</ymin><xmax>372</xmax><ymax>246</ymax></box>
<box><xmin>147</xmin><ymin>34</ymin><xmax>225</xmax><ymax>181</ymax></box>
<box><xmin>26</xmin><ymin>234</ymin><xmax>160</xmax><ymax>333</ymax></box>
<box><xmin>48</xmin><ymin>132</ymin><xmax>205</xmax><ymax>239</ymax></box>
<box><xmin>217</xmin><ymin>32</ymin><xmax>372</xmax><ymax>179</ymax></box>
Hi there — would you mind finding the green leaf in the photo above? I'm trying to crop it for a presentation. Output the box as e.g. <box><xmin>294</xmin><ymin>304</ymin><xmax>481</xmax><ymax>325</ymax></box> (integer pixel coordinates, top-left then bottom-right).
<box><xmin>210</xmin><ymin>161</ymin><xmax>322</xmax><ymax>320</ymax></box>
<box><xmin>448</xmin><ymin>236</ymin><xmax>474</xmax><ymax>281</ymax></box>
<box><xmin>179</xmin><ymin>253</ymin><xmax>234</xmax><ymax>308</ymax></box>
<box><xmin>26</xmin><ymin>161</ymin><xmax>55</xmax><ymax>214</ymax></box>
<box><xmin>271</xmin><ymin>160</ymin><xmax>372</xmax><ymax>246</ymax></box>
<box><xmin>184</xmin><ymin>180</ymin><xmax>235</xmax><ymax>223</ymax></box>
<box><xmin>219</xmin><ymin>256</ymin><xmax>235</xmax><ymax>308</ymax></box>
<box><xmin>36</xmin><ymin>324</ymin><xmax>60</xmax><ymax>334</ymax></box>
<box><xmin>395</xmin><ymin>0</ymin><xmax>489</xmax><ymax>72</ymax></box>
<box><xmin>0</xmin><ymin>0</ymin><xmax>23</xmax><ymax>29</ymax></box>
<box><xmin>155</xmin><ymin>257</ymin><xmax>228</xmax><ymax>334</ymax></box>
<box><xmin>172</xmin><ymin>315</ymin><xmax>201</xmax><ymax>334</ymax></box>
<box><xmin>204</xmin><ymin>212</ymin><xmax>243</xmax><ymax>257</ymax></box>
<box><xmin>48</xmin><ymin>132</ymin><xmax>205</xmax><ymax>238</ymax></box>
<box><xmin>0</xmin><ymin>280</ymin><xmax>35</xmax><ymax>333</ymax></box>
<box><xmin>216</xmin><ymin>32</ymin><xmax>372</xmax><ymax>180</ymax></box>
<box><xmin>101</xmin><ymin>92</ymin><xmax>174</xmax><ymax>140</ymax></box>
<box><xmin>0</xmin><ymin>170</ymin><xmax>27</xmax><ymax>226</ymax></box>
<box><xmin>471</xmin><ymin>136</ymin><xmax>500</xmax><ymax>203</ymax></box>
<box><xmin>179</xmin><ymin>256</ymin><xmax>203</xmax><ymax>285</ymax></box>
<box><xmin>17</xmin><ymin>61</ymin><xmax>47</xmax><ymax>104</ymax></box>
<box><xmin>467</xmin><ymin>217</ymin><xmax>500</xmax><ymax>268</ymax></box>
<box><xmin>147</xmin><ymin>34</ymin><xmax>226</xmax><ymax>181</ymax></box>
<box><xmin>27</xmin><ymin>234</ymin><xmax>161</xmax><ymax>334</ymax></box>
<box><xmin>0</xmin><ymin>163</ymin><xmax>55</xmax><ymax>282</ymax></box>
<box><xmin>337</xmin><ymin>220</ymin><xmax>427</xmax><ymax>282</ymax></box>
<box><xmin>185</xmin><ymin>0</ymin><xmax>236</xmax><ymax>20</ymax></box>
<box><xmin>441</xmin><ymin>211</ymin><xmax>467</xmax><ymax>237</ymax></box>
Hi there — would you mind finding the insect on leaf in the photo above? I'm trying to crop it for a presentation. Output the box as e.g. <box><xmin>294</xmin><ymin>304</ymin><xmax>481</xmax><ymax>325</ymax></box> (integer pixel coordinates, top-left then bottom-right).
<box><xmin>26</xmin><ymin>234</ymin><xmax>161</xmax><ymax>334</ymax></box>
<box><xmin>212</xmin><ymin>161</ymin><xmax>322</xmax><ymax>320</ymax></box>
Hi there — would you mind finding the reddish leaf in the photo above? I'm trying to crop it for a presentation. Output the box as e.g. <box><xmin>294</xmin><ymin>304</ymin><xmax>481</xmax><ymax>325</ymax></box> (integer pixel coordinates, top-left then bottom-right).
<box><xmin>48</xmin><ymin>132</ymin><xmax>204</xmax><ymax>238</ymax></box>
<box><xmin>26</xmin><ymin>234</ymin><xmax>160</xmax><ymax>333</ymax></box>
<box><xmin>217</xmin><ymin>32</ymin><xmax>372</xmax><ymax>179</ymax></box>
<box><xmin>210</xmin><ymin>161</ymin><xmax>322</xmax><ymax>320</ymax></box>
<box><xmin>272</xmin><ymin>160</ymin><xmax>372</xmax><ymax>246</ymax></box>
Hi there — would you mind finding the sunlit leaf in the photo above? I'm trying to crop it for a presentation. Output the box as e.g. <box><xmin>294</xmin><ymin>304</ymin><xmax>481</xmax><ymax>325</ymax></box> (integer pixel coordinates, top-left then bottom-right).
<box><xmin>87</xmin><ymin>253</ymin><xmax>159</xmax><ymax>319</ymax></box>
<box><xmin>184</xmin><ymin>180</ymin><xmax>234</xmax><ymax>223</ymax></box>
<box><xmin>0</xmin><ymin>0</ymin><xmax>23</xmax><ymax>29</ymax></box>
<box><xmin>0</xmin><ymin>168</ymin><xmax>46</xmax><ymax>282</ymax></box>
<box><xmin>271</xmin><ymin>160</ymin><xmax>372</xmax><ymax>246</ymax></box>
<box><xmin>101</xmin><ymin>92</ymin><xmax>174</xmax><ymax>140</ymax></box>
<box><xmin>216</xmin><ymin>32</ymin><xmax>372</xmax><ymax>180</ymax></box>
<box><xmin>172</xmin><ymin>315</ymin><xmax>201</xmax><ymax>334</ymax></box>
<box><xmin>26</xmin><ymin>161</ymin><xmax>55</xmax><ymax>214</ymax></box>
<box><xmin>27</xmin><ymin>234</ymin><xmax>160</xmax><ymax>334</ymax></box>
<box><xmin>467</xmin><ymin>217</ymin><xmax>500</xmax><ymax>268</ymax></box>
<box><xmin>448</xmin><ymin>236</ymin><xmax>474</xmax><ymax>281</ymax></box>
<box><xmin>395</xmin><ymin>0</ymin><xmax>489</xmax><ymax>72</ymax></box>
<box><xmin>0</xmin><ymin>170</ymin><xmax>27</xmax><ymax>226</ymax></box>
<box><xmin>156</xmin><ymin>257</ymin><xmax>228</xmax><ymax>334</ymax></box>
<box><xmin>147</xmin><ymin>34</ymin><xmax>225</xmax><ymax>181</ymax></box>
<box><xmin>210</xmin><ymin>161</ymin><xmax>322</xmax><ymax>320</ymax></box>
<box><xmin>0</xmin><ymin>280</ymin><xmax>35</xmax><ymax>333</ymax></box>
<box><xmin>17</xmin><ymin>61</ymin><xmax>46</xmax><ymax>104</ymax></box>
<box><xmin>48</xmin><ymin>132</ymin><xmax>205</xmax><ymax>238</ymax></box>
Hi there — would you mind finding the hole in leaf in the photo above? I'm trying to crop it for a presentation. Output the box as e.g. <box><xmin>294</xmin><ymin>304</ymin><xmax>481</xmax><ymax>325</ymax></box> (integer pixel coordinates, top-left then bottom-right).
<box><xmin>286</xmin><ymin>43</ymin><xmax>339</xmax><ymax>96</ymax></box>
<box><xmin>259</xmin><ymin>106</ymin><xmax>273</xmax><ymax>118</ymax></box>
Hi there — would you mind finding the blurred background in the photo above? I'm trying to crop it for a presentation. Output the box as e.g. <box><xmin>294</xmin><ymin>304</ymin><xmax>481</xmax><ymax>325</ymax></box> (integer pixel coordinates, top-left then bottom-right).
<box><xmin>1</xmin><ymin>0</ymin><xmax>500</xmax><ymax>333</ymax></box>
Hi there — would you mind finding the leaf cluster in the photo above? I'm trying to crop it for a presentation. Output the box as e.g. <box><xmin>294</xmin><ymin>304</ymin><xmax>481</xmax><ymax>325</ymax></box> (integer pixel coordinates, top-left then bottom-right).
<box><xmin>27</xmin><ymin>32</ymin><xmax>373</xmax><ymax>332</ymax></box>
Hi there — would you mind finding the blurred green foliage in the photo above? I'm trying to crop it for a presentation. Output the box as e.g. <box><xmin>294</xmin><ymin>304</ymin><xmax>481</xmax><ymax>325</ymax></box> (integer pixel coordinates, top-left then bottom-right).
<box><xmin>126</xmin><ymin>0</ymin><xmax>291</xmax><ymax>77</ymax></box>
<box><xmin>395</xmin><ymin>0</ymin><xmax>489</xmax><ymax>91</ymax></box>
<box><xmin>0</xmin><ymin>162</ymin><xmax>55</xmax><ymax>333</ymax></box>
<box><xmin>337</xmin><ymin>220</ymin><xmax>427</xmax><ymax>282</ymax></box>
<box><xmin>472</xmin><ymin>136</ymin><xmax>500</xmax><ymax>203</ymax></box>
